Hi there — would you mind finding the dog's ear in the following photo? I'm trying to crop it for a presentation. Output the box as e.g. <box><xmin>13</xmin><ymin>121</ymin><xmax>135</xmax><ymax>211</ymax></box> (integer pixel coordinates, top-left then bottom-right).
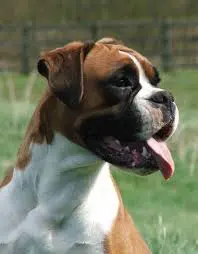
<box><xmin>97</xmin><ymin>37</ymin><xmax>124</xmax><ymax>46</ymax></box>
<box><xmin>37</xmin><ymin>41</ymin><xmax>95</xmax><ymax>109</ymax></box>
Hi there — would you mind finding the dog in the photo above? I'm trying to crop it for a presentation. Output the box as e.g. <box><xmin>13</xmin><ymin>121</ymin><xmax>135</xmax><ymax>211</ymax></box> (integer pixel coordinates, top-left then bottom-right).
<box><xmin>0</xmin><ymin>38</ymin><xmax>179</xmax><ymax>253</ymax></box>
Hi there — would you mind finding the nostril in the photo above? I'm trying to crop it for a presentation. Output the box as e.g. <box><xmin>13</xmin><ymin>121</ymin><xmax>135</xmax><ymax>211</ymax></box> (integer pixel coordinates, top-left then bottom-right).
<box><xmin>165</xmin><ymin>91</ymin><xmax>175</xmax><ymax>103</ymax></box>
<box><xmin>161</xmin><ymin>94</ymin><xmax>169</xmax><ymax>104</ymax></box>
<box><xmin>169</xmin><ymin>93</ymin><xmax>175</xmax><ymax>103</ymax></box>
<box><xmin>150</xmin><ymin>91</ymin><xmax>174</xmax><ymax>105</ymax></box>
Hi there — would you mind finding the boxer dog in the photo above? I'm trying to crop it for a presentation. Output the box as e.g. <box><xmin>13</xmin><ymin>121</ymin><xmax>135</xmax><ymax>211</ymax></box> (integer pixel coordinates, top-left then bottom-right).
<box><xmin>0</xmin><ymin>38</ymin><xmax>179</xmax><ymax>253</ymax></box>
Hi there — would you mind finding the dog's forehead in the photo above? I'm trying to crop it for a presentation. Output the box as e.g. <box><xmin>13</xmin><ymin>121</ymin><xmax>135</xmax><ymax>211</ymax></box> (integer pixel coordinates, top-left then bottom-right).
<box><xmin>84</xmin><ymin>42</ymin><xmax>156</xmax><ymax>83</ymax></box>
<box><xmin>84</xmin><ymin>43</ymin><xmax>132</xmax><ymax>79</ymax></box>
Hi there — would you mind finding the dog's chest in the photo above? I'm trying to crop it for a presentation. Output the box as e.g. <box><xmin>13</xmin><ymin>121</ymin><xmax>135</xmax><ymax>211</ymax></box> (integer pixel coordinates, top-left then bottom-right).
<box><xmin>36</xmin><ymin>163</ymin><xmax>119</xmax><ymax>254</ymax></box>
<box><xmin>0</xmin><ymin>141</ymin><xmax>119</xmax><ymax>254</ymax></box>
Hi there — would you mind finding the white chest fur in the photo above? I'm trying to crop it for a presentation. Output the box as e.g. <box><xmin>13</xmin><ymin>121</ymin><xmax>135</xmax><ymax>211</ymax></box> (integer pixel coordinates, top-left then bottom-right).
<box><xmin>0</xmin><ymin>133</ymin><xmax>119</xmax><ymax>254</ymax></box>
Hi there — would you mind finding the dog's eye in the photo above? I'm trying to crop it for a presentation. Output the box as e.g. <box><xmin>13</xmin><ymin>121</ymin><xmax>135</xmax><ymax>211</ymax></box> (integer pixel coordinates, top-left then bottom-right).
<box><xmin>151</xmin><ymin>76</ymin><xmax>161</xmax><ymax>86</ymax></box>
<box><xmin>103</xmin><ymin>72</ymin><xmax>138</xmax><ymax>103</ymax></box>
<box><xmin>151</xmin><ymin>67</ymin><xmax>161</xmax><ymax>86</ymax></box>
<box><xmin>115</xmin><ymin>77</ymin><xmax>131</xmax><ymax>87</ymax></box>
<box><xmin>113</xmin><ymin>65</ymin><xmax>139</xmax><ymax>88</ymax></box>
<box><xmin>103</xmin><ymin>65</ymin><xmax>139</xmax><ymax>90</ymax></box>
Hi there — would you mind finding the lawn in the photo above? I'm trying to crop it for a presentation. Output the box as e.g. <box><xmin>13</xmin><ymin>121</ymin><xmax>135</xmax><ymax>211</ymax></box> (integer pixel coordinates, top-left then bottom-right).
<box><xmin>0</xmin><ymin>70</ymin><xmax>198</xmax><ymax>253</ymax></box>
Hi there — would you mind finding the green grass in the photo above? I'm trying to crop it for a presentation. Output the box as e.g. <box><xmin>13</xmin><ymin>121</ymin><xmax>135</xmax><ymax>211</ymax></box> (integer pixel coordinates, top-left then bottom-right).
<box><xmin>0</xmin><ymin>70</ymin><xmax>198</xmax><ymax>253</ymax></box>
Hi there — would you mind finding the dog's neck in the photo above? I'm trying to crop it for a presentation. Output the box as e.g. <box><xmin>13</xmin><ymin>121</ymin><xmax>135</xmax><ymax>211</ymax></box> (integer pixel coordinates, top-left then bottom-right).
<box><xmin>23</xmin><ymin>132</ymin><xmax>112</xmax><ymax>220</ymax></box>
<box><xmin>0</xmin><ymin>132</ymin><xmax>119</xmax><ymax>252</ymax></box>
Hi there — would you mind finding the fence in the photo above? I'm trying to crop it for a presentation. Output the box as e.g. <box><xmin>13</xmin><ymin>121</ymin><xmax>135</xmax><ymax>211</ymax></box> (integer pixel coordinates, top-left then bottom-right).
<box><xmin>1</xmin><ymin>20</ymin><xmax>198</xmax><ymax>73</ymax></box>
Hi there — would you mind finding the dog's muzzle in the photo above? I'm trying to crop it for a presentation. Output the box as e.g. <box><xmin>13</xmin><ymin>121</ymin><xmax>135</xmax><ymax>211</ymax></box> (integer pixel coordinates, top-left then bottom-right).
<box><xmin>77</xmin><ymin>82</ymin><xmax>179</xmax><ymax>181</ymax></box>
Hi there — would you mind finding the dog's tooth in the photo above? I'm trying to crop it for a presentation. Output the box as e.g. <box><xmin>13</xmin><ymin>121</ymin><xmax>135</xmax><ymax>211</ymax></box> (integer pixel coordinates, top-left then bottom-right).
<box><xmin>132</xmin><ymin>162</ymin><xmax>136</xmax><ymax>167</ymax></box>
<box><xmin>124</xmin><ymin>146</ymin><xmax>130</xmax><ymax>152</ymax></box>
<box><xmin>115</xmin><ymin>140</ymin><xmax>121</xmax><ymax>145</ymax></box>
<box><xmin>132</xmin><ymin>149</ymin><xmax>137</xmax><ymax>154</ymax></box>
<box><xmin>142</xmin><ymin>147</ymin><xmax>147</xmax><ymax>157</ymax></box>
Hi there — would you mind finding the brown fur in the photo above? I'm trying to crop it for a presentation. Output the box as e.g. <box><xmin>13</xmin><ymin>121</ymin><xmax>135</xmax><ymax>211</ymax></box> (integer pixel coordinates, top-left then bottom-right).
<box><xmin>104</xmin><ymin>206</ymin><xmax>151</xmax><ymax>254</ymax></box>
<box><xmin>98</xmin><ymin>38</ymin><xmax>157</xmax><ymax>83</ymax></box>
<box><xmin>0</xmin><ymin>167</ymin><xmax>14</xmax><ymax>188</ymax></box>
<box><xmin>16</xmin><ymin>89</ymin><xmax>55</xmax><ymax>168</ymax></box>
<box><xmin>104</xmin><ymin>178</ymin><xmax>151</xmax><ymax>254</ymax></box>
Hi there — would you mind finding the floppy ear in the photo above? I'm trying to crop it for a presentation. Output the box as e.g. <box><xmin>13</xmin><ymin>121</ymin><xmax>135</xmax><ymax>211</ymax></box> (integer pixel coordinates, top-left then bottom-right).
<box><xmin>37</xmin><ymin>41</ymin><xmax>95</xmax><ymax>109</ymax></box>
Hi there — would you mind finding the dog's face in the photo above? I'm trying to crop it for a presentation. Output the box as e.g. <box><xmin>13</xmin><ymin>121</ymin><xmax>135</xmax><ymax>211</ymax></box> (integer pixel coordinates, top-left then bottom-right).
<box><xmin>38</xmin><ymin>38</ymin><xmax>179</xmax><ymax>180</ymax></box>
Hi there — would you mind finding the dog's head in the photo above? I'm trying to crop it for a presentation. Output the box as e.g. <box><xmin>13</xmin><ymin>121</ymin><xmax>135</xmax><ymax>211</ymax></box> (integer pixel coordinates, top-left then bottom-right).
<box><xmin>37</xmin><ymin>38</ymin><xmax>179</xmax><ymax>180</ymax></box>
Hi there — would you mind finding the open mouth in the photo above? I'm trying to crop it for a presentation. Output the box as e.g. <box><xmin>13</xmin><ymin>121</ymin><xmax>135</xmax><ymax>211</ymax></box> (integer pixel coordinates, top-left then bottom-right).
<box><xmin>102</xmin><ymin>136</ymin><xmax>174</xmax><ymax>180</ymax></box>
<box><xmin>86</xmin><ymin>121</ymin><xmax>175</xmax><ymax>180</ymax></box>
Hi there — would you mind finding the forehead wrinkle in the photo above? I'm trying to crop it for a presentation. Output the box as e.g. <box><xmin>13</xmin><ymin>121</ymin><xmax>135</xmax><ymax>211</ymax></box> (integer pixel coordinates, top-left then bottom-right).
<box><xmin>85</xmin><ymin>47</ymin><xmax>133</xmax><ymax>82</ymax></box>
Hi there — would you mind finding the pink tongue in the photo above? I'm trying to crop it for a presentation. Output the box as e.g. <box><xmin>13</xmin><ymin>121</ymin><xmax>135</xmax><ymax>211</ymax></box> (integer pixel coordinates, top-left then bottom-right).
<box><xmin>147</xmin><ymin>138</ymin><xmax>174</xmax><ymax>180</ymax></box>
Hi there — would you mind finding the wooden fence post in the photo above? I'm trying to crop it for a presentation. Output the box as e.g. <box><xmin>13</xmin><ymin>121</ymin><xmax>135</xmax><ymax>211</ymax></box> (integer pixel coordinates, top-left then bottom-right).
<box><xmin>21</xmin><ymin>24</ymin><xmax>30</xmax><ymax>74</ymax></box>
<box><xmin>160</xmin><ymin>20</ymin><xmax>173</xmax><ymax>72</ymax></box>
<box><xmin>90</xmin><ymin>22</ymin><xmax>99</xmax><ymax>41</ymax></box>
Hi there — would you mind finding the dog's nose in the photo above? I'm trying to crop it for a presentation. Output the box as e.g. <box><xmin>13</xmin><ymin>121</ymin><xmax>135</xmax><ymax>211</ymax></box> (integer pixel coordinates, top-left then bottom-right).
<box><xmin>149</xmin><ymin>91</ymin><xmax>174</xmax><ymax>105</ymax></box>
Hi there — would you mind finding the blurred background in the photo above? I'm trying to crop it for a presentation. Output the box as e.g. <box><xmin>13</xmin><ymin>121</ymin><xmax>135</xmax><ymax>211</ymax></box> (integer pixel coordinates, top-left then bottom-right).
<box><xmin>1</xmin><ymin>0</ymin><xmax>198</xmax><ymax>72</ymax></box>
<box><xmin>0</xmin><ymin>1</ymin><xmax>198</xmax><ymax>253</ymax></box>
